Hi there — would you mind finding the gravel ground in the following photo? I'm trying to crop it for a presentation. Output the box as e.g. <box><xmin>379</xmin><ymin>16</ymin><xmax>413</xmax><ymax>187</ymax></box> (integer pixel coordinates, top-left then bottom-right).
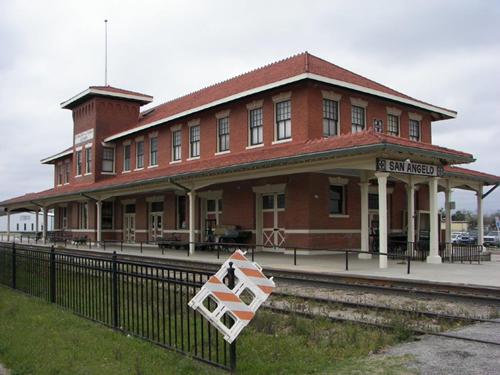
<box><xmin>380</xmin><ymin>319</ymin><xmax>500</xmax><ymax>375</ymax></box>
<box><xmin>277</xmin><ymin>280</ymin><xmax>499</xmax><ymax>318</ymax></box>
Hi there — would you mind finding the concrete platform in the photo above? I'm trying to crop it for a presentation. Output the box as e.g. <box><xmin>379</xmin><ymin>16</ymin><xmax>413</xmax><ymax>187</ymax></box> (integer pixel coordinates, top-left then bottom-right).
<box><xmin>39</xmin><ymin>242</ymin><xmax>500</xmax><ymax>289</ymax></box>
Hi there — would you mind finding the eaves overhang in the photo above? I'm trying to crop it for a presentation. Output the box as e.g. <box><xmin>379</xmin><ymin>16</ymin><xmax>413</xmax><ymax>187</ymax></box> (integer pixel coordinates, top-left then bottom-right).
<box><xmin>61</xmin><ymin>88</ymin><xmax>153</xmax><ymax>109</ymax></box>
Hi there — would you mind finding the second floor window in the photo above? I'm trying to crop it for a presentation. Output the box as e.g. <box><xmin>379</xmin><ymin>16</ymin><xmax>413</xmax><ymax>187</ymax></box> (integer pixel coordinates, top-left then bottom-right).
<box><xmin>351</xmin><ymin>105</ymin><xmax>365</xmax><ymax>133</ymax></box>
<box><xmin>76</xmin><ymin>150</ymin><xmax>82</xmax><ymax>176</ymax></box>
<box><xmin>387</xmin><ymin>114</ymin><xmax>399</xmax><ymax>136</ymax></box>
<box><xmin>136</xmin><ymin>141</ymin><xmax>144</xmax><ymax>169</ymax></box>
<box><xmin>409</xmin><ymin>120</ymin><xmax>421</xmax><ymax>141</ymax></box>
<box><xmin>323</xmin><ymin>99</ymin><xmax>339</xmax><ymax>137</ymax></box>
<box><xmin>150</xmin><ymin>137</ymin><xmax>158</xmax><ymax>166</ymax></box>
<box><xmin>57</xmin><ymin>165</ymin><xmax>63</xmax><ymax>185</ymax></box>
<box><xmin>85</xmin><ymin>148</ymin><xmax>92</xmax><ymax>174</ymax></box>
<box><xmin>218</xmin><ymin>117</ymin><xmax>230</xmax><ymax>152</ymax></box>
<box><xmin>249</xmin><ymin>108</ymin><xmax>263</xmax><ymax>146</ymax></box>
<box><xmin>123</xmin><ymin>144</ymin><xmax>131</xmax><ymax>171</ymax></box>
<box><xmin>276</xmin><ymin>100</ymin><xmax>291</xmax><ymax>141</ymax></box>
<box><xmin>172</xmin><ymin>130</ymin><xmax>182</xmax><ymax>161</ymax></box>
<box><xmin>102</xmin><ymin>147</ymin><xmax>115</xmax><ymax>173</ymax></box>
<box><xmin>190</xmin><ymin>125</ymin><xmax>200</xmax><ymax>158</ymax></box>
<box><xmin>64</xmin><ymin>163</ymin><xmax>70</xmax><ymax>183</ymax></box>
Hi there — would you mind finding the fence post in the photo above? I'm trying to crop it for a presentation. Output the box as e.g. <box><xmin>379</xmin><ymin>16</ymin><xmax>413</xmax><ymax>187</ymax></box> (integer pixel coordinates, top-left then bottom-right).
<box><xmin>294</xmin><ymin>248</ymin><xmax>297</xmax><ymax>266</ymax></box>
<box><xmin>50</xmin><ymin>245</ymin><xmax>56</xmax><ymax>303</ymax></box>
<box><xmin>112</xmin><ymin>251</ymin><xmax>119</xmax><ymax>328</ymax></box>
<box><xmin>251</xmin><ymin>246</ymin><xmax>255</xmax><ymax>262</ymax></box>
<box><xmin>11</xmin><ymin>242</ymin><xmax>16</xmax><ymax>289</ymax></box>
<box><xmin>140</xmin><ymin>241</ymin><xmax>143</xmax><ymax>253</ymax></box>
<box><xmin>227</xmin><ymin>262</ymin><xmax>237</xmax><ymax>372</ymax></box>
<box><xmin>345</xmin><ymin>250</ymin><xmax>349</xmax><ymax>271</ymax></box>
<box><xmin>407</xmin><ymin>256</ymin><xmax>411</xmax><ymax>274</ymax></box>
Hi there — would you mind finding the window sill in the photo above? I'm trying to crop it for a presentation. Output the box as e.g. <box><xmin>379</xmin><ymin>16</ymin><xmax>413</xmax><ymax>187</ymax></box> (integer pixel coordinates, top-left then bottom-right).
<box><xmin>272</xmin><ymin>138</ymin><xmax>292</xmax><ymax>145</ymax></box>
<box><xmin>147</xmin><ymin>165</ymin><xmax>158</xmax><ymax>169</ymax></box>
<box><xmin>133</xmin><ymin>168</ymin><xmax>144</xmax><ymax>171</ymax></box>
<box><xmin>246</xmin><ymin>144</ymin><xmax>264</xmax><ymax>150</ymax></box>
<box><xmin>75</xmin><ymin>175</ymin><xmax>82</xmax><ymax>178</ymax></box>
<box><xmin>187</xmin><ymin>156</ymin><xmax>200</xmax><ymax>161</ymax></box>
<box><xmin>215</xmin><ymin>150</ymin><xmax>230</xmax><ymax>156</ymax></box>
<box><xmin>63</xmin><ymin>183</ymin><xmax>70</xmax><ymax>185</ymax></box>
<box><xmin>169</xmin><ymin>160</ymin><xmax>182</xmax><ymax>165</ymax></box>
<box><xmin>329</xmin><ymin>214</ymin><xmax>350</xmax><ymax>219</ymax></box>
<box><xmin>101</xmin><ymin>172</ymin><xmax>116</xmax><ymax>175</ymax></box>
<box><xmin>84</xmin><ymin>173</ymin><xmax>92</xmax><ymax>176</ymax></box>
<box><xmin>122</xmin><ymin>170</ymin><xmax>131</xmax><ymax>174</ymax></box>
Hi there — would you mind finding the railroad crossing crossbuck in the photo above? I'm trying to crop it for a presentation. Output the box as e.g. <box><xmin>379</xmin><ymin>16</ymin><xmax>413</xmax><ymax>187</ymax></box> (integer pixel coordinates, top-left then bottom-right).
<box><xmin>188</xmin><ymin>250</ymin><xmax>275</xmax><ymax>343</ymax></box>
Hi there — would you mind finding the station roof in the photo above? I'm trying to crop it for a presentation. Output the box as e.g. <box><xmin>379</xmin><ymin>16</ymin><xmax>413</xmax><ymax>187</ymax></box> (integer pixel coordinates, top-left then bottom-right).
<box><xmin>104</xmin><ymin>52</ymin><xmax>457</xmax><ymax>142</ymax></box>
<box><xmin>0</xmin><ymin>131</ymin><xmax>485</xmax><ymax>208</ymax></box>
<box><xmin>60</xmin><ymin>86</ymin><xmax>153</xmax><ymax>109</ymax></box>
<box><xmin>40</xmin><ymin>146</ymin><xmax>73</xmax><ymax>164</ymax></box>
<box><xmin>443</xmin><ymin>166</ymin><xmax>500</xmax><ymax>185</ymax></box>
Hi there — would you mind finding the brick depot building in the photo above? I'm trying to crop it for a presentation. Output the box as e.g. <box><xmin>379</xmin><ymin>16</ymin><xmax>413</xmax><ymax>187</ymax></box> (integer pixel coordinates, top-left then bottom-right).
<box><xmin>1</xmin><ymin>52</ymin><xmax>499</xmax><ymax>268</ymax></box>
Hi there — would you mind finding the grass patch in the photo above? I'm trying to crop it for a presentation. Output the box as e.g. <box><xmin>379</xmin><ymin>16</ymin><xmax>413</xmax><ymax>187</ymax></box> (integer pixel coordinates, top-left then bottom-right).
<box><xmin>0</xmin><ymin>286</ymin><xmax>414</xmax><ymax>374</ymax></box>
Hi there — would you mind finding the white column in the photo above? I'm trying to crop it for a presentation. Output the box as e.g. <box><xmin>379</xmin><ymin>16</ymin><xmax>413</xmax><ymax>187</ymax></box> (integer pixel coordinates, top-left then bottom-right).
<box><xmin>477</xmin><ymin>186</ymin><xmax>484</xmax><ymax>251</ymax></box>
<box><xmin>406</xmin><ymin>178</ymin><xmax>415</xmax><ymax>245</ymax></box>
<box><xmin>42</xmin><ymin>208</ymin><xmax>48</xmax><ymax>243</ymax></box>
<box><xmin>6</xmin><ymin>209</ymin><xmax>11</xmax><ymax>242</ymax></box>
<box><xmin>375</xmin><ymin>172</ymin><xmax>389</xmax><ymax>269</ymax></box>
<box><xmin>35</xmin><ymin>209</ymin><xmax>40</xmax><ymax>234</ymax></box>
<box><xmin>358</xmin><ymin>181</ymin><xmax>371</xmax><ymax>259</ymax></box>
<box><xmin>96</xmin><ymin>200</ymin><xmax>102</xmax><ymax>246</ymax></box>
<box><xmin>427</xmin><ymin>177</ymin><xmax>442</xmax><ymax>264</ymax></box>
<box><xmin>444</xmin><ymin>185</ymin><xmax>452</xmax><ymax>244</ymax></box>
<box><xmin>188</xmin><ymin>191</ymin><xmax>196</xmax><ymax>255</ymax></box>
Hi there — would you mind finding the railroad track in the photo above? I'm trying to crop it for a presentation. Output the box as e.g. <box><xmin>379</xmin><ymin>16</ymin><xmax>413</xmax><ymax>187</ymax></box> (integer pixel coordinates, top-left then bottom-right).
<box><xmin>29</xmin><ymin>246</ymin><xmax>500</xmax><ymax>304</ymax></box>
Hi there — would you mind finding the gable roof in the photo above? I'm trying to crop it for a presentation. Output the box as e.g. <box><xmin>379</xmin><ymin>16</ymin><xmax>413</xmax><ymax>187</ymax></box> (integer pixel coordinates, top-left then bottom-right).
<box><xmin>0</xmin><ymin>131</ymin><xmax>475</xmax><ymax>207</ymax></box>
<box><xmin>104</xmin><ymin>52</ymin><xmax>457</xmax><ymax>142</ymax></box>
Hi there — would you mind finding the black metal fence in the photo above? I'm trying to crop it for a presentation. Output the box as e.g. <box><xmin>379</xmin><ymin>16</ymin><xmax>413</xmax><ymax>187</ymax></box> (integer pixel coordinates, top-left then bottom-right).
<box><xmin>439</xmin><ymin>243</ymin><xmax>482</xmax><ymax>264</ymax></box>
<box><xmin>0</xmin><ymin>242</ymin><xmax>236</xmax><ymax>371</ymax></box>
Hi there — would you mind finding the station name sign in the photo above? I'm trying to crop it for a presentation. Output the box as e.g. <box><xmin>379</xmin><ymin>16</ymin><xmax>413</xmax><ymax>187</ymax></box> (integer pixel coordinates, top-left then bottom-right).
<box><xmin>376</xmin><ymin>158</ymin><xmax>444</xmax><ymax>177</ymax></box>
<box><xmin>74</xmin><ymin>129</ymin><xmax>94</xmax><ymax>145</ymax></box>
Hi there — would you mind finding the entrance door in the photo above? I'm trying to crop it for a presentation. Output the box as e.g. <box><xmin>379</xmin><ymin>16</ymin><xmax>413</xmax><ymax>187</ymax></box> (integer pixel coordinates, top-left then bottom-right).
<box><xmin>149</xmin><ymin>213</ymin><xmax>163</xmax><ymax>242</ymax></box>
<box><xmin>124</xmin><ymin>214</ymin><xmax>136</xmax><ymax>243</ymax></box>
<box><xmin>261</xmin><ymin>193</ymin><xmax>285</xmax><ymax>249</ymax></box>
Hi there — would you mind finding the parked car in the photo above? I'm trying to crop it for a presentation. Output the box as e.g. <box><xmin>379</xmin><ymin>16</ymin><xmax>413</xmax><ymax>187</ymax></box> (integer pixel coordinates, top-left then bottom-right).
<box><xmin>484</xmin><ymin>232</ymin><xmax>500</xmax><ymax>247</ymax></box>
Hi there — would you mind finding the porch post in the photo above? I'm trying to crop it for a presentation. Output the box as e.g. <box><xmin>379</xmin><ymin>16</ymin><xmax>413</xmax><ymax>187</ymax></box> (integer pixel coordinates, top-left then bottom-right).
<box><xmin>358</xmin><ymin>181</ymin><xmax>371</xmax><ymax>259</ymax></box>
<box><xmin>477</xmin><ymin>186</ymin><xmax>484</xmax><ymax>250</ymax></box>
<box><xmin>406</xmin><ymin>177</ymin><xmax>415</xmax><ymax>244</ymax></box>
<box><xmin>6</xmin><ymin>209</ymin><xmax>11</xmax><ymax>242</ymax></box>
<box><xmin>188</xmin><ymin>191</ymin><xmax>196</xmax><ymax>255</ymax></box>
<box><xmin>427</xmin><ymin>177</ymin><xmax>442</xmax><ymax>264</ymax></box>
<box><xmin>96</xmin><ymin>200</ymin><xmax>102</xmax><ymax>246</ymax></box>
<box><xmin>375</xmin><ymin>172</ymin><xmax>389</xmax><ymax>269</ymax></box>
<box><xmin>35</xmin><ymin>209</ymin><xmax>40</xmax><ymax>234</ymax></box>
<box><xmin>42</xmin><ymin>208</ymin><xmax>48</xmax><ymax>243</ymax></box>
<box><xmin>444</xmin><ymin>183</ymin><xmax>452</xmax><ymax>244</ymax></box>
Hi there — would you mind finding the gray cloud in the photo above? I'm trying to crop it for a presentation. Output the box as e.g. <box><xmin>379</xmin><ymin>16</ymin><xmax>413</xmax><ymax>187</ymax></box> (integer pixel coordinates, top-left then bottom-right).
<box><xmin>1</xmin><ymin>0</ymin><xmax>499</xmax><ymax>212</ymax></box>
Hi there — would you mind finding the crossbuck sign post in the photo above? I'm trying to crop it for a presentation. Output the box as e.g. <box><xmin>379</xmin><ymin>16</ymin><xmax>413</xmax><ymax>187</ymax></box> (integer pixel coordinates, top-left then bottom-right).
<box><xmin>188</xmin><ymin>250</ymin><xmax>275</xmax><ymax>344</ymax></box>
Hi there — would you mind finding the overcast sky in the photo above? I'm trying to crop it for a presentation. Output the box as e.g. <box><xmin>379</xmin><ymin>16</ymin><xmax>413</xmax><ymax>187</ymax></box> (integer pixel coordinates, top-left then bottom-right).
<box><xmin>0</xmin><ymin>0</ymin><xmax>499</xmax><ymax>212</ymax></box>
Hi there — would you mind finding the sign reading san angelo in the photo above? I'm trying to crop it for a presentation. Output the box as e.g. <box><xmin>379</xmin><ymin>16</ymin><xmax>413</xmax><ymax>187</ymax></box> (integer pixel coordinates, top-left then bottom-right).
<box><xmin>376</xmin><ymin>158</ymin><xmax>444</xmax><ymax>177</ymax></box>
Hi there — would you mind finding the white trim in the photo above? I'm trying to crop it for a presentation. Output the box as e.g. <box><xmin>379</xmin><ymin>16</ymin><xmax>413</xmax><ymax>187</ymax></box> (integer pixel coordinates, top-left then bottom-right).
<box><xmin>350</xmin><ymin>97</ymin><xmax>368</xmax><ymax>108</ymax></box>
<box><xmin>285</xmin><ymin>229</ymin><xmax>361</xmax><ymax>234</ymax></box>
<box><xmin>148</xmin><ymin>131</ymin><xmax>158</xmax><ymax>138</ymax></box>
<box><xmin>169</xmin><ymin>160</ymin><xmax>182</xmax><ymax>165</ymax></box>
<box><xmin>147</xmin><ymin>165</ymin><xmax>158</xmax><ymax>169</ymax></box>
<box><xmin>75</xmin><ymin>146</ymin><xmax>83</xmax><ymax>151</ymax></box>
<box><xmin>83</xmin><ymin>172</ymin><xmax>92</xmax><ymax>176</ymax></box>
<box><xmin>60</xmin><ymin>88</ymin><xmax>152</xmax><ymax>109</ymax></box>
<box><xmin>409</xmin><ymin>112</ymin><xmax>423</xmax><ymax>121</ymax></box>
<box><xmin>187</xmin><ymin>118</ymin><xmax>200</xmax><ymax>127</ymax></box>
<box><xmin>40</xmin><ymin>148</ymin><xmax>73</xmax><ymax>164</ymax></box>
<box><xmin>215</xmin><ymin>150</ymin><xmax>231</xmax><ymax>156</ymax></box>
<box><xmin>246</xmin><ymin>100</ymin><xmax>264</xmax><ymax>110</ymax></box>
<box><xmin>103</xmin><ymin>72</ymin><xmax>456</xmax><ymax>143</ymax></box>
<box><xmin>133</xmin><ymin>168</ymin><xmax>144</xmax><ymax>171</ymax></box>
<box><xmin>84</xmin><ymin>142</ymin><xmax>93</xmax><ymax>149</ymax></box>
<box><xmin>215</xmin><ymin>109</ymin><xmax>230</xmax><ymax>119</ymax></box>
<box><xmin>272</xmin><ymin>138</ymin><xmax>292</xmax><ymax>145</ymax></box>
<box><xmin>121</xmin><ymin>170</ymin><xmax>131</xmax><ymax>174</ymax></box>
<box><xmin>272</xmin><ymin>91</ymin><xmax>292</xmax><ymax>103</ymax></box>
<box><xmin>245</xmin><ymin>144</ymin><xmax>264</xmax><ymax>150</ymax></box>
<box><xmin>187</xmin><ymin>156</ymin><xmax>200</xmax><ymax>161</ymax></box>
<box><xmin>329</xmin><ymin>214</ymin><xmax>350</xmax><ymax>219</ymax></box>
<box><xmin>170</xmin><ymin>124</ymin><xmax>182</xmax><ymax>132</ymax></box>
<box><xmin>321</xmin><ymin>90</ymin><xmax>342</xmax><ymax>101</ymax></box>
<box><xmin>101</xmin><ymin>172</ymin><xmax>116</xmax><ymax>175</ymax></box>
<box><xmin>387</xmin><ymin>107</ymin><xmax>402</xmax><ymax>116</ymax></box>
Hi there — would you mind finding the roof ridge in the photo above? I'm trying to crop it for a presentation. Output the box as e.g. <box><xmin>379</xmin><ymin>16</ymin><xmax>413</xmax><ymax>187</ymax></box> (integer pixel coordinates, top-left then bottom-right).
<box><xmin>140</xmin><ymin>52</ymin><xmax>308</xmax><ymax>115</ymax></box>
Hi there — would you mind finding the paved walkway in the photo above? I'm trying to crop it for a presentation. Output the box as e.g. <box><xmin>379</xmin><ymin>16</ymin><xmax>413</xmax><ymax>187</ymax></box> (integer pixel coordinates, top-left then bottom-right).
<box><xmin>40</xmin><ymin>242</ymin><xmax>500</xmax><ymax>288</ymax></box>
<box><xmin>382</xmin><ymin>319</ymin><xmax>500</xmax><ymax>375</ymax></box>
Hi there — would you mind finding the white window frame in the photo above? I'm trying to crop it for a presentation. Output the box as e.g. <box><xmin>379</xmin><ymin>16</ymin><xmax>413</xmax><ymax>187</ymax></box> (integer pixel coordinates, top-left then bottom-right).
<box><xmin>216</xmin><ymin>115</ymin><xmax>230</xmax><ymax>154</ymax></box>
<box><xmin>75</xmin><ymin>149</ymin><xmax>82</xmax><ymax>177</ymax></box>
<box><xmin>171</xmin><ymin>125</ymin><xmax>182</xmax><ymax>163</ymax></box>
<box><xmin>123</xmin><ymin>142</ymin><xmax>131</xmax><ymax>173</ymax></box>
<box><xmin>273</xmin><ymin>92</ymin><xmax>292</xmax><ymax>144</ymax></box>
<box><xmin>386</xmin><ymin>107</ymin><xmax>402</xmax><ymax>137</ymax></box>
<box><xmin>322</xmin><ymin>90</ymin><xmax>342</xmax><ymax>137</ymax></box>
<box><xmin>84</xmin><ymin>145</ymin><xmax>92</xmax><ymax>175</ymax></box>
<box><xmin>101</xmin><ymin>146</ymin><xmax>116</xmax><ymax>174</ymax></box>
<box><xmin>149</xmin><ymin>135</ymin><xmax>158</xmax><ymax>167</ymax></box>
<box><xmin>135</xmin><ymin>138</ymin><xmax>144</xmax><ymax>170</ymax></box>
<box><xmin>188</xmin><ymin>123</ymin><xmax>200</xmax><ymax>160</ymax></box>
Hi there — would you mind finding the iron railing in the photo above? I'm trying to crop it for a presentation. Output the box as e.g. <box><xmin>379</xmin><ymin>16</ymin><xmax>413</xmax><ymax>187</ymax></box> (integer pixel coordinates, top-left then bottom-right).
<box><xmin>0</xmin><ymin>242</ymin><xmax>235</xmax><ymax>371</ymax></box>
<box><xmin>439</xmin><ymin>242</ymin><xmax>482</xmax><ymax>264</ymax></box>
